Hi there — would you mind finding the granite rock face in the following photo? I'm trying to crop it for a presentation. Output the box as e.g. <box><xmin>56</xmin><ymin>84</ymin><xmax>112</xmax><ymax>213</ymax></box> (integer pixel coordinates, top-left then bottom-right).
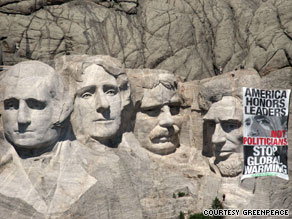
<box><xmin>1</xmin><ymin>0</ymin><xmax>292</xmax><ymax>79</ymax></box>
<box><xmin>0</xmin><ymin>0</ymin><xmax>292</xmax><ymax>218</ymax></box>
<box><xmin>0</xmin><ymin>56</ymin><xmax>291</xmax><ymax>218</ymax></box>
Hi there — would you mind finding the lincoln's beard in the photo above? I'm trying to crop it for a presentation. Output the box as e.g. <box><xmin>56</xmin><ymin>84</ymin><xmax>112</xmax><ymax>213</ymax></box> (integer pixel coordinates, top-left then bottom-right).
<box><xmin>210</xmin><ymin>153</ymin><xmax>243</xmax><ymax>177</ymax></box>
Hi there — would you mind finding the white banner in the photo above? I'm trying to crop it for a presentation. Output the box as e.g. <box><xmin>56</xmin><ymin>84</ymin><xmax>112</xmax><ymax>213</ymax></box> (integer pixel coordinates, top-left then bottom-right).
<box><xmin>241</xmin><ymin>87</ymin><xmax>290</xmax><ymax>180</ymax></box>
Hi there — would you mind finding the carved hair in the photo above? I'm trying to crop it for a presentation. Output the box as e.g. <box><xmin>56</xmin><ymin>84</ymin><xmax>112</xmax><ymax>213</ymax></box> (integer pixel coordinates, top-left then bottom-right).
<box><xmin>198</xmin><ymin>69</ymin><xmax>261</xmax><ymax>112</ymax></box>
<box><xmin>55</xmin><ymin>55</ymin><xmax>128</xmax><ymax>93</ymax></box>
<box><xmin>126</xmin><ymin>69</ymin><xmax>181</xmax><ymax>107</ymax></box>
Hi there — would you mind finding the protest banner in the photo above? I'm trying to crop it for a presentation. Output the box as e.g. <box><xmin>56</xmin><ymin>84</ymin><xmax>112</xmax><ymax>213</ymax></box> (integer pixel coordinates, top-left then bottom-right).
<box><xmin>241</xmin><ymin>87</ymin><xmax>290</xmax><ymax>180</ymax></box>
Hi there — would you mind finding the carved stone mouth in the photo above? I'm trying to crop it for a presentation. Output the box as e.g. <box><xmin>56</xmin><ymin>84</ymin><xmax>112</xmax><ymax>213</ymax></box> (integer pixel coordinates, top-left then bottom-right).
<box><xmin>151</xmin><ymin>135</ymin><xmax>173</xmax><ymax>143</ymax></box>
<box><xmin>93</xmin><ymin>119</ymin><xmax>113</xmax><ymax>122</ymax></box>
<box><xmin>157</xmin><ymin>136</ymin><xmax>170</xmax><ymax>143</ymax></box>
<box><xmin>14</xmin><ymin>130</ymin><xmax>34</xmax><ymax>133</ymax></box>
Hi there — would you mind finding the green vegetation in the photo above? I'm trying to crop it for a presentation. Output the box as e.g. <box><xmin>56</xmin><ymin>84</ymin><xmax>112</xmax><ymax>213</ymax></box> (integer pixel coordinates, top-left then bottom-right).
<box><xmin>178</xmin><ymin>192</ymin><xmax>186</xmax><ymax>197</ymax></box>
<box><xmin>179</xmin><ymin>211</ymin><xmax>185</xmax><ymax>219</ymax></box>
<box><xmin>211</xmin><ymin>197</ymin><xmax>224</xmax><ymax>219</ymax></box>
<box><xmin>212</xmin><ymin>197</ymin><xmax>223</xmax><ymax>210</ymax></box>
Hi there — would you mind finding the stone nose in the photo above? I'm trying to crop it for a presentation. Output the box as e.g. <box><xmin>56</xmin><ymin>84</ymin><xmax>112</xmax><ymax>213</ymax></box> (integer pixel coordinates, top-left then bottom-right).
<box><xmin>159</xmin><ymin>105</ymin><xmax>174</xmax><ymax>128</ymax></box>
<box><xmin>212</xmin><ymin>123</ymin><xmax>226</xmax><ymax>144</ymax></box>
<box><xmin>95</xmin><ymin>90</ymin><xmax>109</xmax><ymax>113</ymax></box>
<box><xmin>17</xmin><ymin>100</ymin><xmax>31</xmax><ymax>125</ymax></box>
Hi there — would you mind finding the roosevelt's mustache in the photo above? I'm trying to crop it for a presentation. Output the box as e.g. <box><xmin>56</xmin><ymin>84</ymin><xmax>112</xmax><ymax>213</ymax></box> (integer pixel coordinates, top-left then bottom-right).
<box><xmin>149</xmin><ymin>125</ymin><xmax>180</xmax><ymax>140</ymax></box>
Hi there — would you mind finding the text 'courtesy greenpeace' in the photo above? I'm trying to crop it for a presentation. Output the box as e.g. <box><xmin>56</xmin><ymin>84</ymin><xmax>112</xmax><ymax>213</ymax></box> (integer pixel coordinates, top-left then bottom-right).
<box><xmin>203</xmin><ymin>209</ymin><xmax>289</xmax><ymax>217</ymax></box>
<box><xmin>241</xmin><ymin>87</ymin><xmax>290</xmax><ymax>180</ymax></box>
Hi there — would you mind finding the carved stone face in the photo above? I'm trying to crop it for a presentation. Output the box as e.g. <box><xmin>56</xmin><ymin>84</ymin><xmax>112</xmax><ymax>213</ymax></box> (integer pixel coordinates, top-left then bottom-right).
<box><xmin>134</xmin><ymin>83</ymin><xmax>182</xmax><ymax>155</ymax></box>
<box><xmin>71</xmin><ymin>64</ymin><xmax>122</xmax><ymax>142</ymax></box>
<box><xmin>204</xmin><ymin>96</ymin><xmax>243</xmax><ymax>158</ymax></box>
<box><xmin>204</xmin><ymin>96</ymin><xmax>243</xmax><ymax>176</ymax></box>
<box><xmin>2</xmin><ymin>67</ymin><xmax>59</xmax><ymax>149</ymax></box>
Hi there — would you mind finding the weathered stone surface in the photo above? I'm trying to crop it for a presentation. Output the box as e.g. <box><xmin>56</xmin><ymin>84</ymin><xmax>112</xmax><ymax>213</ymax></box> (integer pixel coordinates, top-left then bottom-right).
<box><xmin>0</xmin><ymin>0</ymin><xmax>72</xmax><ymax>15</ymax></box>
<box><xmin>0</xmin><ymin>0</ymin><xmax>292</xmax><ymax>216</ymax></box>
<box><xmin>198</xmin><ymin>69</ymin><xmax>261</xmax><ymax>111</ymax></box>
<box><xmin>188</xmin><ymin>68</ymin><xmax>292</xmax><ymax>214</ymax></box>
<box><xmin>55</xmin><ymin>56</ymin><xmax>204</xmax><ymax>218</ymax></box>
<box><xmin>125</xmin><ymin>68</ymin><xmax>207</xmax><ymax>217</ymax></box>
<box><xmin>127</xmin><ymin>69</ymin><xmax>183</xmax><ymax>155</ymax></box>
<box><xmin>58</xmin><ymin>137</ymin><xmax>145</xmax><ymax>219</ymax></box>
<box><xmin>55</xmin><ymin>55</ymin><xmax>130</xmax><ymax>146</ymax></box>
<box><xmin>260</xmin><ymin>68</ymin><xmax>292</xmax><ymax>215</ymax></box>
<box><xmin>0</xmin><ymin>61</ymin><xmax>95</xmax><ymax>217</ymax></box>
<box><xmin>116</xmin><ymin>132</ymin><xmax>203</xmax><ymax>219</ymax></box>
<box><xmin>1</xmin><ymin>0</ymin><xmax>291</xmax><ymax>79</ymax></box>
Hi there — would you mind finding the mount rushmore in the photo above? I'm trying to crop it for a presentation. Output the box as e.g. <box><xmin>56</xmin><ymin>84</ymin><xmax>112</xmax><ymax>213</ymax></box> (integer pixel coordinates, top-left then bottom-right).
<box><xmin>0</xmin><ymin>0</ymin><xmax>292</xmax><ymax>218</ymax></box>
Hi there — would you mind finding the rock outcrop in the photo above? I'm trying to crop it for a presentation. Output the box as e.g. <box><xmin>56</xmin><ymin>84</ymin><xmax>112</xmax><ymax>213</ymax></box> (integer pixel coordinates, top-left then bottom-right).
<box><xmin>0</xmin><ymin>1</ymin><xmax>292</xmax><ymax>218</ymax></box>
<box><xmin>1</xmin><ymin>0</ymin><xmax>292</xmax><ymax>79</ymax></box>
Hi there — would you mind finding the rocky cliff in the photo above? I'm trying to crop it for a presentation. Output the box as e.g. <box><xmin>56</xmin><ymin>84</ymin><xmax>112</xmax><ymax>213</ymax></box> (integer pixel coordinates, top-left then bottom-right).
<box><xmin>1</xmin><ymin>0</ymin><xmax>292</xmax><ymax>79</ymax></box>
<box><xmin>0</xmin><ymin>1</ymin><xmax>292</xmax><ymax>219</ymax></box>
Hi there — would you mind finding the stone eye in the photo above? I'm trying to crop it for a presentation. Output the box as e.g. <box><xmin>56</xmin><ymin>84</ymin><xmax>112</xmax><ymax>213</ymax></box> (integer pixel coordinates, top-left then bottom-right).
<box><xmin>221</xmin><ymin>120</ymin><xmax>239</xmax><ymax>133</ymax></box>
<box><xmin>169</xmin><ymin>105</ymin><xmax>180</xmax><ymax>115</ymax></box>
<box><xmin>26</xmin><ymin>99</ymin><xmax>46</xmax><ymax>110</ymax></box>
<box><xmin>142</xmin><ymin>107</ymin><xmax>160</xmax><ymax>117</ymax></box>
<box><xmin>81</xmin><ymin>92</ymin><xmax>92</xmax><ymax>99</ymax></box>
<box><xmin>105</xmin><ymin>89</ymin><xmax>116</xmax><ymax>95</ymax></box>
<box><xmin>4</xmin><ymin>99</ymin><xmax>19</xmax><ymax>110</ymax></box>
<box><xmin>7</xmin><ymin>102</ymin><xmax>15</xmax><ymax>108</ymax></box>
<box><xmin>103</xmin><ymin>85</ymin><xmax>118</xmax><ymax>96</ymax></box>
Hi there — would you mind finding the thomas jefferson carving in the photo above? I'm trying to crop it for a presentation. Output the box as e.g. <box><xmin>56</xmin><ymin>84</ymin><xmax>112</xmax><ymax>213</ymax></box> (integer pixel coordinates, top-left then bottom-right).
<box><xmin>54</xmin><ymin>55</ymin><xmax>144</xmax><ymax>219</ymax></box>
<box><xmin>55</xmin><ymin>55</ymin><xmax>130</xmax><ymax>146</ymax></box>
